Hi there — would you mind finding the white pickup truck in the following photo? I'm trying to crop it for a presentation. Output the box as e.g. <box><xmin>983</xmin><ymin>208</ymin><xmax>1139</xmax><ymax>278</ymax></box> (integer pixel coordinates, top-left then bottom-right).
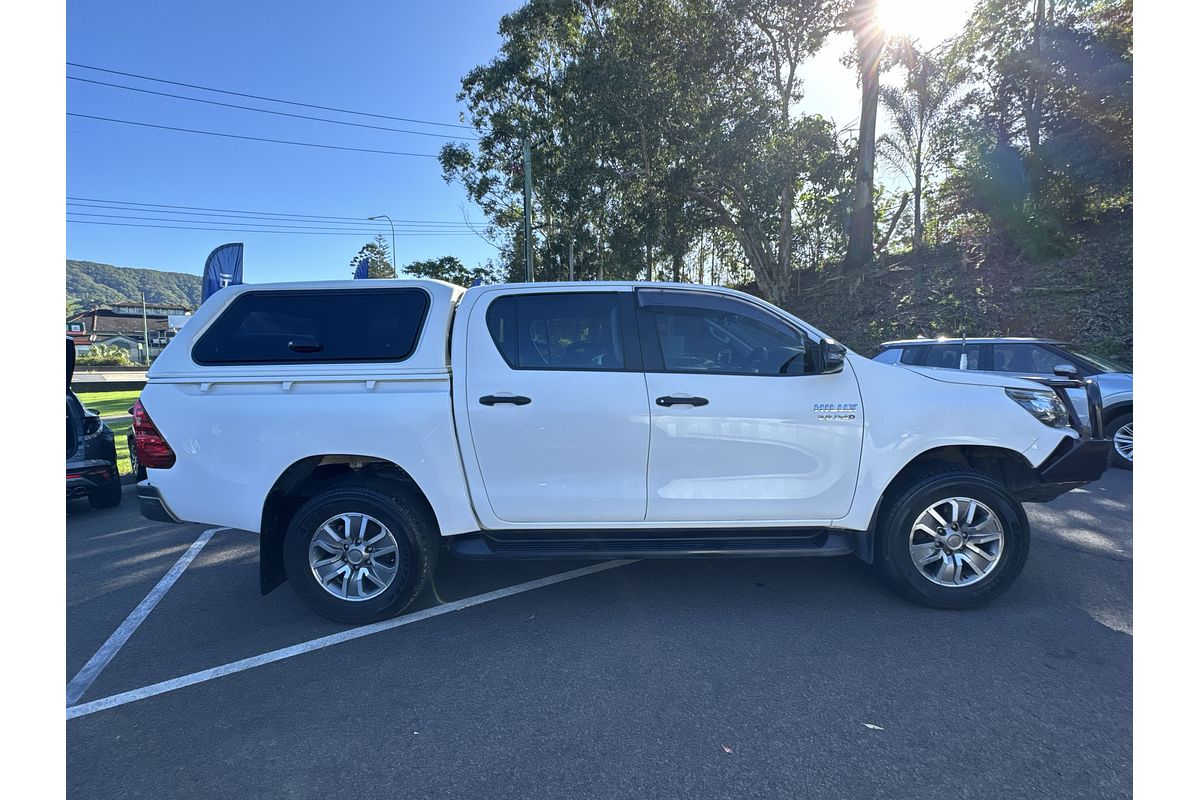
<box><xmin>134</xmin><ymin>280</ymin><xmax>1110</xmax><ymax>623</ymax></box>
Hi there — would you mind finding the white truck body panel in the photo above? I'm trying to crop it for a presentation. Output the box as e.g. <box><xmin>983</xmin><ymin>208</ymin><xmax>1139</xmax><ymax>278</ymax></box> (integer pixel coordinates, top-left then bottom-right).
<box><xmin>142</xmin><ymin>280</ymin><xmax>479</xmax><ymax>536</ymax></box>
<box><xmin>142</xmin><ymin>279</ymin><xmax>1076</xmax><ymax>536</ymax></box>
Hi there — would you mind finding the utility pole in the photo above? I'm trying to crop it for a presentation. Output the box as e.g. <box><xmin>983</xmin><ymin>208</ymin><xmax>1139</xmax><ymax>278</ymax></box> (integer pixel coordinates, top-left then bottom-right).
<box><xmin>568</xmin><ymin>239</ymin><xmax>575</xmax><ymax>281</ymax></box>
<box><xmin>141</xmin><ymin>291</ymin><xmax>150</xmax><ymax>366</ymax></box>
<box><xmin>522</xmin><ymin>138</ymin><xmax>534</xmax><ymax>282</ymax></box>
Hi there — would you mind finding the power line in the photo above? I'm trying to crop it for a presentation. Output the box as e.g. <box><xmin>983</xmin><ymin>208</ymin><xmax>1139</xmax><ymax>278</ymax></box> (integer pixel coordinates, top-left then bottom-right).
<box><xmin>67</xmin><ymin>219</ymin><xmax>477</xmax><ymax>236</ymax></box>
<box><xmin>67</xmin><ymin>76</ymin><xmax>476</xmax><ymax>141</ymax></box>
<box><xmin>65</xmin><ymin>199</ymin><xmax>483</xmax><ymax>226</ymax></box>
<box><xmin>67</xmin><ymin>62</ymin><xmax>476</xmax><ymax>131</ymax></box>
<box><xmin>67</xmin><ymin>210</ymin><xmax>475</xmax><ymax>232</ymax></box>
<box><xmin>67</xmin><ymin>113</ymin><xmax>442</xmax><ymax>158</ymax></box>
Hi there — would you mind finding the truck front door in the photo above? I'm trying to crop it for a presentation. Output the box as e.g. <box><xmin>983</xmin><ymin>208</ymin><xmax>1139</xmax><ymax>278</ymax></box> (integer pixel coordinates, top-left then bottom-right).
<box><xmin>461</xmin><ymin>288</ymin><xmax>650</xmax><ymax>525</ymax></box>
<box><xmin>635</xmin><ymin>288</ymin><xmax>864</xmax><ymax>523</ymax></box>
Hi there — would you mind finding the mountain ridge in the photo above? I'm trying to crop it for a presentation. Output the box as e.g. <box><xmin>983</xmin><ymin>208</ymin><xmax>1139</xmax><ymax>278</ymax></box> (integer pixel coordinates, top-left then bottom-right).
<box><xmin>67</xmin><ymin>260</ymin><xmax>203</xmax><ymax>310</ymax></box>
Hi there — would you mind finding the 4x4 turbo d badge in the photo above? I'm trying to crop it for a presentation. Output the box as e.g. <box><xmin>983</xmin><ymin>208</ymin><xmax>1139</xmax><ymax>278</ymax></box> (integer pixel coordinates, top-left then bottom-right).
<box><xmin>814</xmin><ymin>402</ymin><xmax>858</xmax><ymax>422</ymax></box>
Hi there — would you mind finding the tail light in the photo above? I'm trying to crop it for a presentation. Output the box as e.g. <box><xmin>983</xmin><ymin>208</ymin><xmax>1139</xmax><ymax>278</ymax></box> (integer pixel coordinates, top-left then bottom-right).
<box><xmin>131</xmin><ymin>399</ymin><xmax>176</xmax><ymax>469</ymax></box>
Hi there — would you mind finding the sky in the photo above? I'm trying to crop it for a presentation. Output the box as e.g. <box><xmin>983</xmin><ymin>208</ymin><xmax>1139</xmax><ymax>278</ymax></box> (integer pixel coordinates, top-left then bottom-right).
<box><xmin>66</xmin><ymin>0</ymin><xmax>975</xmax><ymax>284</ymax></box>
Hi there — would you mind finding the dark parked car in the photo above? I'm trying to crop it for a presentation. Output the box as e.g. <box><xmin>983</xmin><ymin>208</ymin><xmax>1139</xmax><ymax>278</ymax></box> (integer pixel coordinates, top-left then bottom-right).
<box><xmin>873</xmin><ymin>337</ymin><xmax>1132</xmax><ymax>469</ymax></box>
<box><xmin>67</xmin><ymin>338</ymin><xmax>122</xmax><ymax>508</ymax></box>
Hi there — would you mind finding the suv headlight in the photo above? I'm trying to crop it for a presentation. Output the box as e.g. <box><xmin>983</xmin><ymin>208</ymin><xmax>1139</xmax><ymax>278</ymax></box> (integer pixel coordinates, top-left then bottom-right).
<box><xmin>1005</xmin><ymin>388</ymin><xmax>1070</xmax><ymax>428</ymax></box>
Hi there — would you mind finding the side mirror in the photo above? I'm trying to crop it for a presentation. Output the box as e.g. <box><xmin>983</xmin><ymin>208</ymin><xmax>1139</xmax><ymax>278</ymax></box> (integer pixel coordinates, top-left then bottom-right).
<box><xmin>819</xmin><ymin>338</ymin><xmax>847</xmax><ymax>374</ymax></box>
<box><xmin>1053</xmin><ymin>363</ymin><xmax>1079</xmax><ymax>379</ymax></box>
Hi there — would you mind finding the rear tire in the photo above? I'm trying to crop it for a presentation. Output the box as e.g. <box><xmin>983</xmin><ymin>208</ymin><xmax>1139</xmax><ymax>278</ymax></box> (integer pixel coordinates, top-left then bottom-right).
<box><xmin>88</xmin><ymin>478</ymin><xmax>123</xmax><ymax>509</ymax></box>
<box><xmin>128</xmin><ymin>435</ymin><xmax>147</xmax><ymax>481</ymax></box>
<box><xmin>875</xmin><ymin>465</ymin><xmax>1029</xmax><ymax>609</ymax></box>
<box><xmin>283</xmin><ymin>479</ymin><xmax>438</xmax><ymax>624</ymax></box>
<box><xmin>1106</xmin><ymin>412</ymin><xmax>1133</xmax><ymax>470</ymax></box>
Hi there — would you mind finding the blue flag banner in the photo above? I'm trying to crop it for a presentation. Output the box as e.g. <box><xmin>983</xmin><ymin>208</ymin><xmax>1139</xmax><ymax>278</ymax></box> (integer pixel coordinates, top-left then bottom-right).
<box><xmin>354</xmin><ymin>257</ymin><xmax>370</xmax><ymax>279</ymax></box>
<box><xmin>201</xmin><ymin>243</ymin><xmax>244</xmax><ymax>302</ymax></box>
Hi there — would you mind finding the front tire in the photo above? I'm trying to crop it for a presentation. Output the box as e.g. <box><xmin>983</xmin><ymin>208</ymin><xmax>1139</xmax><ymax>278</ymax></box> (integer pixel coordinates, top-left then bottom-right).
<box><xmin>876</xmin><ymin>465</ymin><xmax>1029</xmax><ymax>609</ymax></box>
<box><xmin>283</xmin><ymin>479</ymin><xmax>438</xmax><ymax>624</ymax></box>
<box><xmin>1106</xmin><ymin>412</ymin><xmax>1133</xmax><ymax>470</ymax></box>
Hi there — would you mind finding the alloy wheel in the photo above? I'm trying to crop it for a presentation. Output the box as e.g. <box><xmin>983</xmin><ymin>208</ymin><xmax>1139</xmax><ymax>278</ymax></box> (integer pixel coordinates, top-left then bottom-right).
<box><xmin>308</xmin><ymin>513</ymin><xmax>402</xmax><ymax>602</ymax></box>
<box><xmin>909</xmin><ymin>497</ymin><xmax>1005</xmax><ymax>587</ymax></box>
<box><xmin>1112</xmin><ymin>422</ymin><xmax>1133</xmax><ymax>463</ymax></box>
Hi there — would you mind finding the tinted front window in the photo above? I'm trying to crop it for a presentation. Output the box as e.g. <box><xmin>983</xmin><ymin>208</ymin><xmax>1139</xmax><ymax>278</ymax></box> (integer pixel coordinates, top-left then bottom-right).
<box><xmin>899</xmin><ymin>347</ymin><xmax>924</xmax><ymax>365</ymax></box>
<box><xmin>1060</xmin><ymin>346</ymin><xmax>1130</xmax><ymax>374</ymax></box>
<box><xmin>993</xmin><ymin>344</ymin><xmax>1061</xmax><ymax>374</ymax></box>
<box><xmin>486</xmin><ymin>292</ymin><xmax>624</xmax><ymax>370</ymax></box>
<box><xmin>637</xmin><ymin>289</ymin><xmax>809</xmax><ymax>375</ymax></box>
<box><xmin>193</xmin><ymin>289</ymin><xmax>429</xmax><ymax>365</ymax></box>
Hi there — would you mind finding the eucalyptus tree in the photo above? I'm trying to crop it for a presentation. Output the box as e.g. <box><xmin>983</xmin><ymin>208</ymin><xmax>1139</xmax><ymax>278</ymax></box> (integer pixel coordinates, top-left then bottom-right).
<box><xmin>442</xmin><ymin>0</ymin><xmax>849</xmax><ymax>302</ymax></box>
<box><xmin>945</xmin><ymin>0</ymin><xmax>1131</xmax><ymax>250</ymax></box>
<box><xmin>844</xmin><ymin>0</ymin><xmax>885</xmax><ymax>268</ymax></box>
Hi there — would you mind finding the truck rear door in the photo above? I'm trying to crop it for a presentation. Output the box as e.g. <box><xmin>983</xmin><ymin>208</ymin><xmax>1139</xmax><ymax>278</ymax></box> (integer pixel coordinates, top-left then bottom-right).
<box><xmin>458</xmin><ymin>287</ymin><xmax>650</xmax><ymax>525</ymax></box>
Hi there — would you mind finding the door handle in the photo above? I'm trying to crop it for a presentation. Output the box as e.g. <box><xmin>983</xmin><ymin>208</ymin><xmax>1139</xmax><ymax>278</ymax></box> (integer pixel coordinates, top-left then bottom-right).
<box><xmin>287</xmin><ymin>339</ymin><xmax>323</xmax><ymax>353</ymax></box>
<box><xmin>656</xmin><ymin>395</ymin><xmax>709</xmax><ymax>407</ymax></box>
<box><xmin>479</xmin><ymin>394</ymin><xmax>532</xmax><ymax>406</ymax></box>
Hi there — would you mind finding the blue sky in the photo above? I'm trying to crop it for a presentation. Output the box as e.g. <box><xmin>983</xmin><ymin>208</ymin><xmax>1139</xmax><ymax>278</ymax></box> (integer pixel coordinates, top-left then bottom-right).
<box><xmin>67</xmin><ymin>0</ymin><xmax>973</xmax><ymax>283</ymax></box>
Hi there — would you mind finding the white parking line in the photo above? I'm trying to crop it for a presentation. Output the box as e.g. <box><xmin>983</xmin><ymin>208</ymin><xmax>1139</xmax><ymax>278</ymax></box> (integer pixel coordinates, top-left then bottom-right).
<box><xmin>65</xmin><ymin>528</ymin><xmax>227</xmax><ymax>707</ymax></box>
<box><xmin>66</xmin><ymin>559</ymin><xmax>635</xmax><ymax>720</ymax></box>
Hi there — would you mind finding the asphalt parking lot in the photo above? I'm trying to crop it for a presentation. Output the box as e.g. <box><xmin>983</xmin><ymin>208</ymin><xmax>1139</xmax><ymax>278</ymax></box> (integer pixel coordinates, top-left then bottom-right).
<box><xmin>66</xmin><ymin>470</ymin><xmax>1132</xmax><ymax>799</ymax></box>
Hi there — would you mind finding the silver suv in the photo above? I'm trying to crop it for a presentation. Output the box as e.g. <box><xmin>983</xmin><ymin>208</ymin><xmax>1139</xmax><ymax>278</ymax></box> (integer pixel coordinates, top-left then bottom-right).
<box><xmin>874</xmin><ymin>337</ymin><xmax>1132</xmax><ymax>468</ymax></box>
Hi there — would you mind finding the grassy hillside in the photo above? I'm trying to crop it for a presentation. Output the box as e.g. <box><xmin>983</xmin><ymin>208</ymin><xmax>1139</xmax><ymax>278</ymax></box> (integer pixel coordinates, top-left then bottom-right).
<box><xmin>783</xmin><ymin>208</ymin><xmax>1133</xmax><ymax>362</ymax></box>
<box><xmin>67</xmin><ymin>260</ymin><xmax>203</xmax><ymax>309</ymax></box>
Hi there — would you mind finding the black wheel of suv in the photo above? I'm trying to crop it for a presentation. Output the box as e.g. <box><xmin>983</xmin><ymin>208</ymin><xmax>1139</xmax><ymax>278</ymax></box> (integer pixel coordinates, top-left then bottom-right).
<box><xmin>88</xmin><ymin>477</ymin><xmax>123</xmax><ymax>510</ymax></box>
<box><xmin>283</xmin><ymin>479</ymin><xmax>438</xmax><ymax>624</ymax></box>
<box><xmin>1106</xmin><ymin>412</ymin><xmax>1132</xmax><ymax>470</ymax></box>
<box><xmin>128</xmin><ymin>435</ymin><xmax>147</xmax><ymax>481</ymax></box>
<box><xmin>875</xmin><ymin>465</ymin><xmax>1029</xmax><ymax>609</ymax></box>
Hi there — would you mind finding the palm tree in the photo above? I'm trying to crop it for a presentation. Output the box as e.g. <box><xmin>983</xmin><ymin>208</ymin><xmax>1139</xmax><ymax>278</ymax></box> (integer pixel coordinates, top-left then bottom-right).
<box><xmin>877</xmin><ymin>44</ymin><xmax>961</xmax><ymax>250</ymax></box>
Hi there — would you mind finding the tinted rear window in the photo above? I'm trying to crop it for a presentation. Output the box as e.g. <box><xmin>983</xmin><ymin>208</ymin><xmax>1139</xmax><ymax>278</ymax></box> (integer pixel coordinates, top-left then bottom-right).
<box><xmin>193</xmin><ymin>289</ymin><xmax>429</xmax><ymax>365</ymax></box>
<box><xmin>873</xmin><ymin>347</ymin><xmax>902</xmax><ymax>364</ymax></box>
<box><xmin>922</xmin><ymin>344</ymin><xmax>981</xmax><ymax>370</ymax></box>
<box><xmin>485</xmin><ymin>292</ymin><xmax>625</xmax><ymax>371</ymax></box>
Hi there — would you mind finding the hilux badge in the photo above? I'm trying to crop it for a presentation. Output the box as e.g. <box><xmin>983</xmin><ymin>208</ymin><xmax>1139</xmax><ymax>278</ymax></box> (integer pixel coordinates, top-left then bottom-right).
<box><xmin>814</xmin><ymin>402</ymin><xmax>858</xmax><ymax>422</ymax></box>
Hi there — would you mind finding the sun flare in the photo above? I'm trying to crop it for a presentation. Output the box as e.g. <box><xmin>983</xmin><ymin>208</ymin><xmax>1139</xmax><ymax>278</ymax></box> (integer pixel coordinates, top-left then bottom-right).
<box><xmin>875</xmin><ymin>0</ymin><xmax>975</xmax><ymax>45</ymax></box>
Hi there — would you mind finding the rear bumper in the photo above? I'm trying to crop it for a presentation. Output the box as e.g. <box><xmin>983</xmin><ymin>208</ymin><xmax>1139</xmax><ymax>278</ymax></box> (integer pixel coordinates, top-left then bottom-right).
<box><xmin>66</xmin><ymin>460</ymin><xmax>117</xmax><ymax>498</ymax></box>
<box><xmin>137</xmin><ymin>483</ymin><xmax>181</xmax><ymax>523</ymax></box>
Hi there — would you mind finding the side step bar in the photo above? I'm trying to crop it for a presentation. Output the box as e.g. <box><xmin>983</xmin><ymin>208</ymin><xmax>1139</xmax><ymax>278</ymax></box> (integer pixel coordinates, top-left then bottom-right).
<box><xmin>450</xmin><ymin>529</ymin><xmax>857</xmax><ymax>560</ymax></box>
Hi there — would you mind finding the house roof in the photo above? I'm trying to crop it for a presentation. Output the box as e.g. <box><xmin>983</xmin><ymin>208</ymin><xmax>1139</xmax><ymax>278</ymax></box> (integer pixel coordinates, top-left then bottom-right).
<box><xmin>69</xmin><ymin>307</ymin><xmax>172</xmax><ymax>335</ymax></box>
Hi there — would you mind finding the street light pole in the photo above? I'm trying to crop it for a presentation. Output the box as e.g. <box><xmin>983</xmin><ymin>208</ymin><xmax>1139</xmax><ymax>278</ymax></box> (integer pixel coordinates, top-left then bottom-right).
<box><xmin>367</xmin><ymin>215</ymin><xmax>396</xmax><ymax>274</ymax></box>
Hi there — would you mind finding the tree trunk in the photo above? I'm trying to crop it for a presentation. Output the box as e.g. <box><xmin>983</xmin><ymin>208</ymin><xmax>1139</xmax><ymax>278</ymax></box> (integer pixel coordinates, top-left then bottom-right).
<box><xmin>846</xmin><ymin>0</ymin><xmax>883</xmax><ymax>268</ymax></box>
<box><xmin>877</xmin><ymin>192</ymin><xmax>909</xmax><ymax>254</ymax></box>
<box><xmin>913</xmin><ymin>156</ymin><xmax>923</xmax><ymax>250</ymax></box>
<box><xmin>1026</xmin><ymin>0</ymin><xmax>1046</xmax><ymax>205</ymax></box>
<box><xmin>671</xmin><ymin>252</ymin><xmax>683</xmax><ymax>283</ymax></box>
<box><xmin>778</xmin><ymin>179</ymin><xmax>795</xmax><ymax>284</ymax></box>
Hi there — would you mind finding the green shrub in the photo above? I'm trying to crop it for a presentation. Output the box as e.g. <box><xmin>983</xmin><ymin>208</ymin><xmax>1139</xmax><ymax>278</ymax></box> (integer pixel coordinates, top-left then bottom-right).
<box><xmin>76</xmin><ymin>343</ymin><xmax>134</xmax><ymax>367</ymax></box>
